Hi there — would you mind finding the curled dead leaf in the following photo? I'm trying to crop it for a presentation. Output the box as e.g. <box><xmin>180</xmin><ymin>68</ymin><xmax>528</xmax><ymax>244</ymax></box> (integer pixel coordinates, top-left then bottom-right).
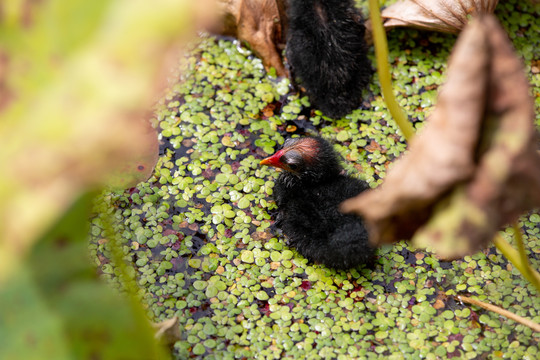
<box><xmin>212</xmin><ymin>0</ymin><xmax>288</xmax><ymax>77</ymax></box>
<box><xmin>383</xmin><ymin>0</ymin><xmax>498</xmax><ymax>33</ymax></box>
<box><xmin>342</xmin><ymin>15</ymin><xmax>540</xmax><ymax>259</ymax></box>
<box><xmin>365</xmin><ymin>0</ymin><xmax>498</xmax><ymax>42</ymax></box>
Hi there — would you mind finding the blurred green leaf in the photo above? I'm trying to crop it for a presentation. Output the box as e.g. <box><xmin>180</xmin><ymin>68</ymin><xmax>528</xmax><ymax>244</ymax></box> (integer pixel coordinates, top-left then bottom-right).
<box><xmin>0</xmin><ymin>192</ymin><xmax>168</xmax><ymax>359</ymax></box>
<box><xmin>0</xmin><ymin>0</ymin><xmax>209</xmax><ymax>283</ymax></box>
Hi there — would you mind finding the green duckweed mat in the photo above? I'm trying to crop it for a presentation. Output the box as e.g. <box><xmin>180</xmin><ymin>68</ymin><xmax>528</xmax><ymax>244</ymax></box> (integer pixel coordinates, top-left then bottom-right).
<box><xmin>89</xmin><ymin>0</ymin><xmax>540</xmax><ymax>358</ymax></box>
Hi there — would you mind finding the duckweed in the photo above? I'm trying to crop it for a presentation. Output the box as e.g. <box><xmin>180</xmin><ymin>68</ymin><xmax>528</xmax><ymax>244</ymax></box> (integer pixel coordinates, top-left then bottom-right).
<box><xmin>89</xmin><ymin>0</ymin><xmax>539</xmax><ymax>358</ymax></box>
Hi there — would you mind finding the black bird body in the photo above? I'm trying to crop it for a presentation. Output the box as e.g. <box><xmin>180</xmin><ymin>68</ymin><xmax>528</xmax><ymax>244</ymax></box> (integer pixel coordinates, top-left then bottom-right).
<box><xmin>286</xmin><ymin>0</ymin><xmax>372</xmax><ymax>118</ymax></box>
<box><xmin>261</xmin><ymin>137</ymin><xmax>374</xmax><ymax>269</ymax></box>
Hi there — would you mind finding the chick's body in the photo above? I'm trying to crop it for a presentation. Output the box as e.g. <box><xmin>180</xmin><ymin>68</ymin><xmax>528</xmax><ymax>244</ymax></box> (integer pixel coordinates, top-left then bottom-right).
<box><xmin>261</xmin><ymin>137</ymin><xmax>374</xmax><ymax>269</ymax></box>
<box><xmin>286</xmin><ymin>0</ymin><xmax>371</xmax><ymax>118</ymax></box>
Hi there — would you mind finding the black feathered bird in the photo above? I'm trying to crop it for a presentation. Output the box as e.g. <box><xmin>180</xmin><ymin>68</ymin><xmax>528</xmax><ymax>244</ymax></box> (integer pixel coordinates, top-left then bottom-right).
<box><xmin>286</xmin><ymin>0</ymin><xmax>372</xmax><ymax>118</ymax></box>
<box><xmin>260</xmin><ymin>136</ymin><xmax>374</xmax><ymax>269</ymax></box>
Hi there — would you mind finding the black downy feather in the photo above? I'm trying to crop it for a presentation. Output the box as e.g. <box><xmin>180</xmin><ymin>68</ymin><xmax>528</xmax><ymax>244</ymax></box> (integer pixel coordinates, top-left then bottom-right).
<box><xmin>268</xmin><ymin>137</ymin><xmax>374</xmax><ymax>269</ymax></box>
<box><xmin>286</xmin><ymin>0</ymin><xmax>372</xmax><ymax>118</ymax></box>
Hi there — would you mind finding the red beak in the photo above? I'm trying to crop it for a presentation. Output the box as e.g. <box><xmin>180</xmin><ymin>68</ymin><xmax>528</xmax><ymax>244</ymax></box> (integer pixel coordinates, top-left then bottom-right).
<box><xmin>260</xmin><ymin>149</ymin><xmax>285</xmax><ymax>169</ymax></box>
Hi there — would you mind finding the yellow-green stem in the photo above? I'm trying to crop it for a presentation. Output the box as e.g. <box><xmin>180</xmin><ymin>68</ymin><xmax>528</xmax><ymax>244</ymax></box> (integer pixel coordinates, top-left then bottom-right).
<box><xmin>103</xmin><ymin>212</ymin><xmax>141</xmax><ymax>300</ymax></box>
<box><xmin>368</xmin><ymin>0</ymin><xmax>415</xmax><ymax>142</ymax></box>
<box><xmin>513</xmin><ymin>222</ymin><xmax>536</xmax><ymax>285</ymax></box>
<box><xmin>493</xmin><ymin>233</ymin><xmax>540</xmax><ymax>292</ymax></box>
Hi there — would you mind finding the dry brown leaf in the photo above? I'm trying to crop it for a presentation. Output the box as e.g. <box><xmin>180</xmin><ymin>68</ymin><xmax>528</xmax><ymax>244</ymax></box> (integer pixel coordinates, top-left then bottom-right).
<box><xmin>382</xmin><ymin>0</ymin><xmax>498</xmax><ymax>33</ymax></box>
<box><xmin>212</xmin><ymin>0</ymin><xmax>288</xmax><ymax>77</ymax></box>
<box><xmin>342</xmin><ymin>15</ymin><xmax>540</xmax><ymax>259</ymax></box>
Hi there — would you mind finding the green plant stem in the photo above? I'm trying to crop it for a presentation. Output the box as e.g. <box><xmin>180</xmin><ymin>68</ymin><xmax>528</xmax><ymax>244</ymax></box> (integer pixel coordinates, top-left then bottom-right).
<box><xmin>103</xmin><ymin>212</ymin><xmax>141</xmax><ymax>300</ymax></box>
<box><xmin>368</xmin><ymin>0</ymin><xmax>415</xmax><ymax>142</ymax></box>
<box><xmin>493</xmin><ymin>233</ymin><xmax>540</xmax><ymax>292</ymax></box>
<box><xmin>513</xmin><ymin>222</ymin><xmax>537</xmax><ymax>287</ymax></box>
<box><xmin>457</xmin><ymin>295</ymin><xmax>540</xmax><ymax>333</ymax></box>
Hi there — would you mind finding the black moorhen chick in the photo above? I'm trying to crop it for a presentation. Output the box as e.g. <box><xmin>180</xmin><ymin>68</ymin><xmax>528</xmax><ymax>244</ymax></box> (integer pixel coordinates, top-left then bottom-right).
<box><xmin>286</xmin><ymin>0</ymin><xmax>372</xmax><ymax>118</ymax></box>
<box><xmin>260</xmin><ymin>136</ymin><xmax>374</xmax><ymax>269</ymax></box>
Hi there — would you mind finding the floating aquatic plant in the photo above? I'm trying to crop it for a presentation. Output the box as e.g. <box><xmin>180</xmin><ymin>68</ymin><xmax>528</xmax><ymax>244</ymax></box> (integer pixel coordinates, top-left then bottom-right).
<box><xmin>88</xmin><ymin>0</ymin><xmax>540</xmax><ymax>358</ymax></box>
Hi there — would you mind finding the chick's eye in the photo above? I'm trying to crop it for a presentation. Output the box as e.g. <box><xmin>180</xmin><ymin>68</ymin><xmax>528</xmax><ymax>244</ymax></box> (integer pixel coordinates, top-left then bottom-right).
<box><xmin>288</xmin><ymin>163</ymin><xmax>299</xmax><ymax>171</ymax></box>
<box><xmin>282</xmin><ymin>150</ymin><xmax>303</xmax><ymax>171</ymax></box>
